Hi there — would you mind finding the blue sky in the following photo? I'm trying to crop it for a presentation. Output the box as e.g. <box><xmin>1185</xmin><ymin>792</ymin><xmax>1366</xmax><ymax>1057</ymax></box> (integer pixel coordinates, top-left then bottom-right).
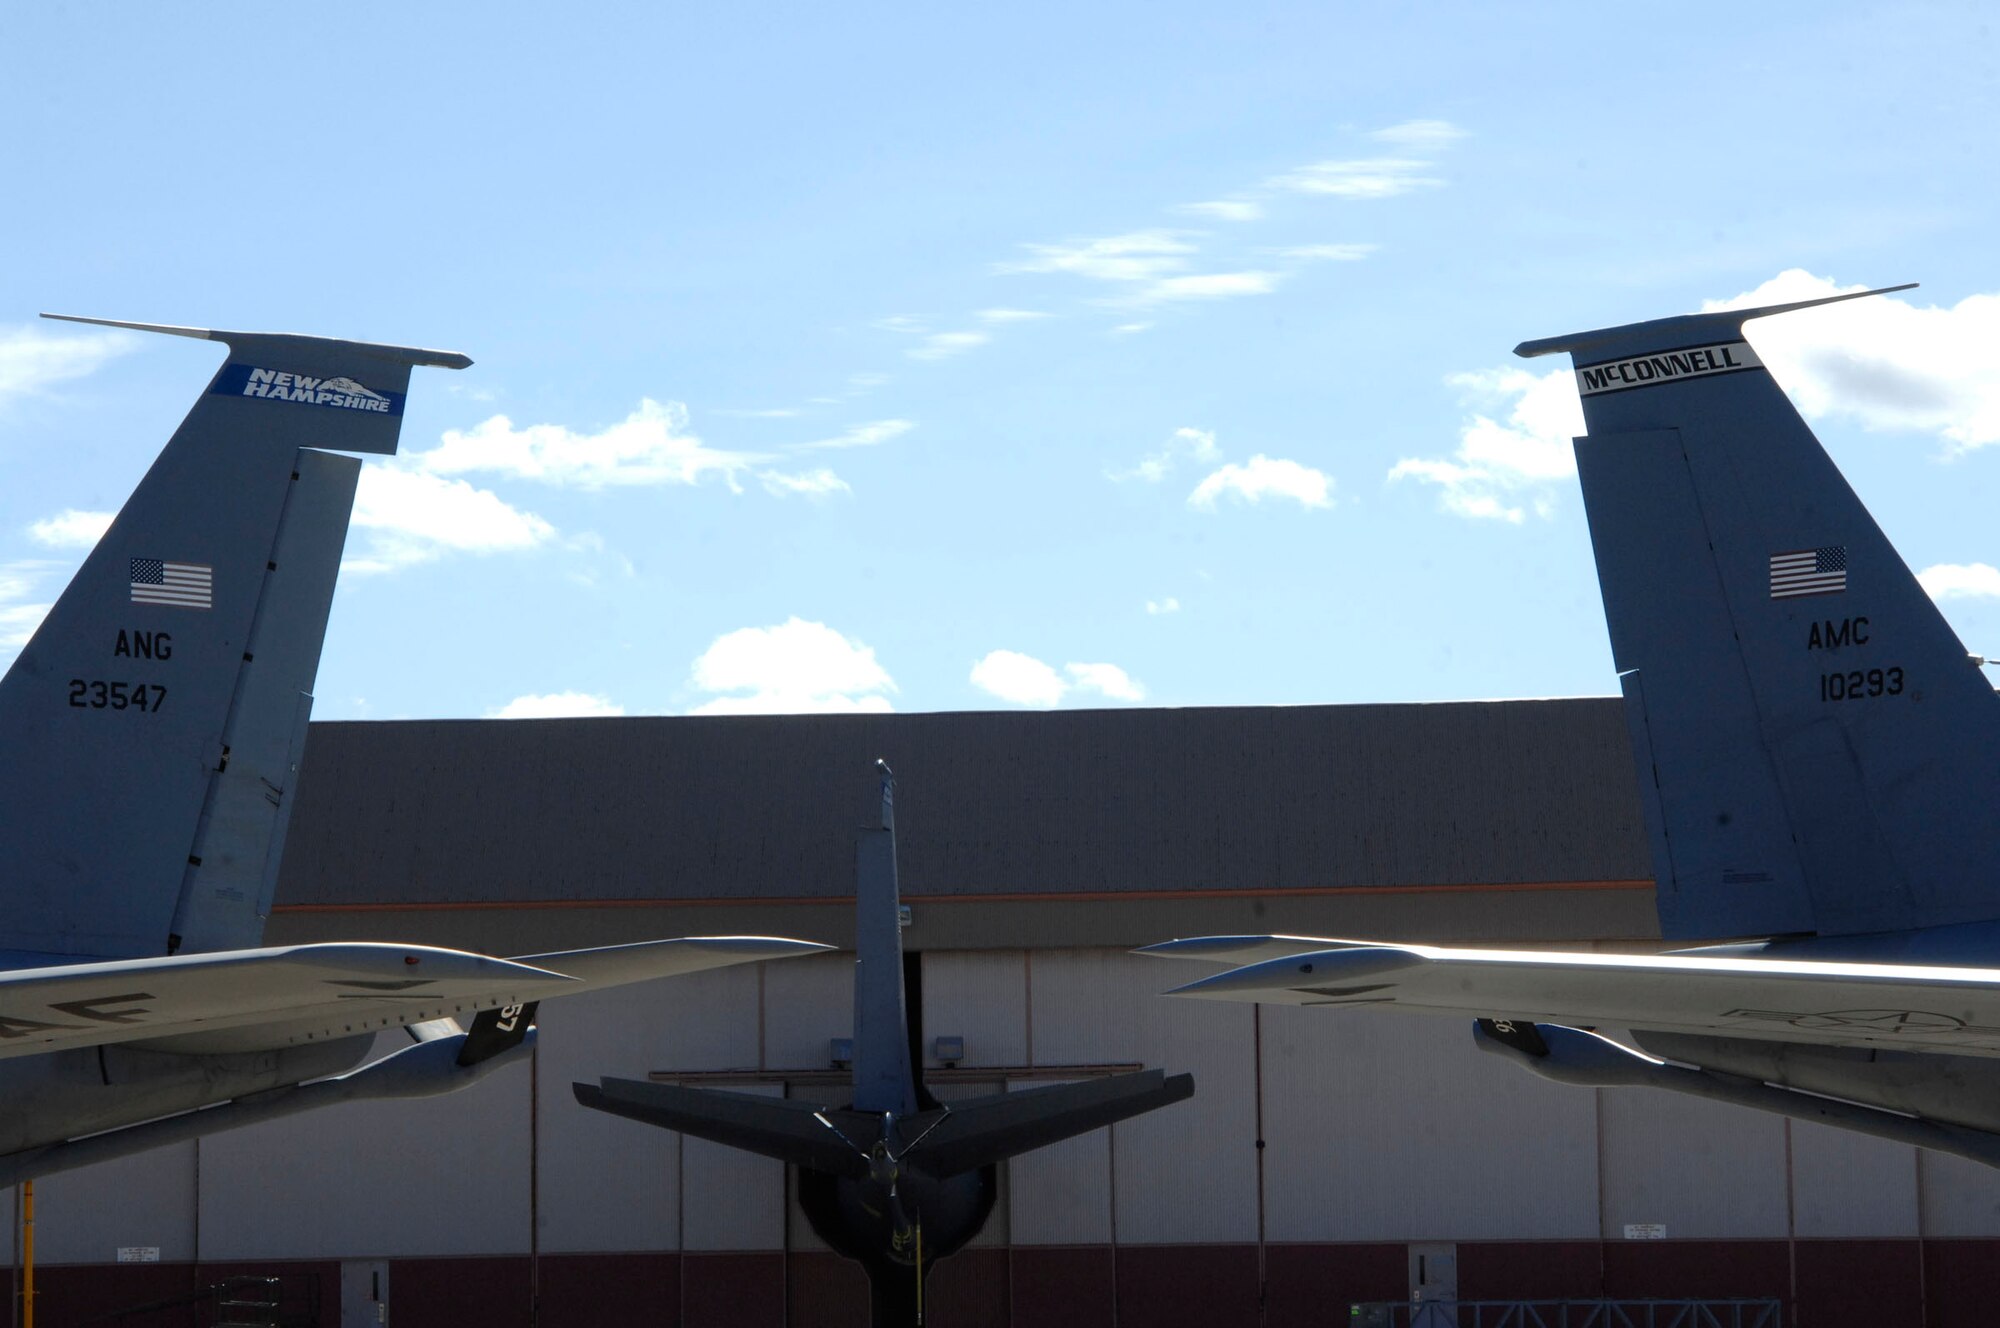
<box><xmin>2</xmin><ymin>3</ymin><xmax>1996</xmax><ymax>719</ymax></box>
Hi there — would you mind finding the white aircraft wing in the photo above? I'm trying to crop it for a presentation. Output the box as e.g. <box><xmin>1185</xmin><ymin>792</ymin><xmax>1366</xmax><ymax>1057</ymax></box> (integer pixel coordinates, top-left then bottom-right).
<box><xmin>1141</xmin><ymin>936</ymin><xmax>2000</xmax><ymax>1058</ymax></box>
<box><xmin>511</xmin><ymin>936</ymin><xmax>827</xmax><ymax>989</ymax></box>
<box><xmin>0</xmin><ymin>937</ymin><xmax>829</xmax><ymax>1058</ymax></box>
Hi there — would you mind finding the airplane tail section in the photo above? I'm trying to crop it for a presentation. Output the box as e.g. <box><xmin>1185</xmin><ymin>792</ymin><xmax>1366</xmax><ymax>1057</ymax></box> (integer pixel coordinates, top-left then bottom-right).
<box><xmin>892</xmin><ymin>1070</ymin><xmax>1195</xmax><ymax>1176</ymax></box>
<box><xmin>576</xmin><ymin>1069</ymin><xmax>1195</xmax><ymax>1181</ymax></box>
<box><xmin>1519</xmin><ymin>285</ymin><xmax>2000</xmax><ymax>938</ymax></box>
<box><xmin>851</xmin><ymin>762</ymin><xmax>919</xmax><ymax>1117</ymax></box>
<box><xmin>573</xmin><ymin>1079</ymin><xmax>874</xmax><ymax>1177</ymax></box>
<box><xmin>0</xmin><ymin>318</ymin><xmax>469</xmax><ymax>959</ymax></box>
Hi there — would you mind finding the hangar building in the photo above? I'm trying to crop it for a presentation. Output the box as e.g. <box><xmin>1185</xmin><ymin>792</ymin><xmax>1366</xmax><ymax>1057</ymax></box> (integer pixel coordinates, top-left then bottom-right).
<box><xmin>5</xmin><ymin>700</ymin><xmax>1990</xmax><ymax>1327</ymax></box>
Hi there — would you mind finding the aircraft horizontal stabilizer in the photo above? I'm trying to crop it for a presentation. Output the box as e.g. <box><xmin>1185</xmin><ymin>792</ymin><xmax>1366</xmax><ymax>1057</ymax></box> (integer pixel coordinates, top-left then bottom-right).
<box><xmin>1511</xmin><ymin>284</ymin><xmax>1915</xmax><ymax>362</ymax></box>
<box><xmin>1149</xmin><ymin>936</ymin><xmax>2000</xmax><ymax>1058</ymax></box>
<box><xmin>41</xmin><ymin>314</ymin><xmax>472</xmax><ymax>371</ymax></box>
<box><xmin>575</xmin><ymin>1079</ymin><xmax>873</xmax><ymax>1177</ymax></box>
<box><xmin>894</xmin><ymin>1070</ymin><xmax>1195</xmax><ymax>1177</ymax></box>
<box><xmin>576</xmin><ymin>1068</ymin><xmax>1194</xmax><ymax>1181</ymax></box>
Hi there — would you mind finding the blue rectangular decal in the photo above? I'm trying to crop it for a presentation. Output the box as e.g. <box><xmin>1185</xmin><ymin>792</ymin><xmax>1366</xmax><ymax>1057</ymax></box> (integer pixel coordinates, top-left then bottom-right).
<box><xmin>211</xmin><ymin>364</ymin><xmax>405</xmax><ymax>416</ymax></box>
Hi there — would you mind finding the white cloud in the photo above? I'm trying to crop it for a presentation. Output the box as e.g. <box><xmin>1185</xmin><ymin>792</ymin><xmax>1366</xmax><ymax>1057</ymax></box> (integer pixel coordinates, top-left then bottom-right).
<box><xmin>969</xmin><ymin>650</ymin><xmax>1146</xmax><ymax>707</ymax></box>
<box><xmin>970</xmin><ymin>650</ymin><xmax>1067</xmax><ymax>707</ymax></box>
<box><xmin>1145</xmin><ymin>597</ymin><xmax>1180</xmax><ymax>615</ymax></box>
<box><xmin>1389</xmin><ymin>366</ymin><xmax>1584</xmax><ymax>523</ymax></box>
<box><xmin>1189</xmin><ymin>455</ymin><xmax>1333</xmax><ymax>510</ymax></box>
<box><xmin>1000</xmin><ymin>231</ymin><xmax>1196</xmax><ymax>284</ymax></box>
<box><xmin>1110</xmin><ymin>426</ymin><xmax>1220</xmax><ymax>483</ymax></box>
<box><xmin>689</xmin><ymin>618</ymin><xmax>896</xmax><ymax>714</ymax></box>
<box><xmin>908</xmin><ymin>331</ymin><xmax>990</xmax><ymax>361</ymax></box>
<box><xmin>0</xmin><ymin>326</ymin><xmax>131</xmax><ymax>402</ymax></box>
<box><xmin>1065</xmin><ymin>661</ymin><xmax>1145</xmax><ymax>701</ymax></box>
<box><xmin>977</xmin><ymin>309</ymin><xmax>1049</xmax><ymax>324</ymax></box>
<box><xmin>488</xmin><ymin>691</ymin><xmax>626</xmax><ymax>719</ymax></box>
<box><xmin>344</xmin><ymin>467</ymin><xmax>558</xmax><ymax>574</ymax></box>
<box><xmin>27</xmin><ymin>508</ymin><xmax>113</xmax><ymax>548</ymax></box>
<box><xmin>417</xmin><ymin>399</ymin><xmax>760</xmax><ymax>491</ymax></box>
<box><xmin>1398</xmin><ymin>272</ymin><xmax>2000</xmax><ymax>526</ymax></box>
<box><xmin>0</xmin><ymin>560</ymin><xmax>54</xmax><ymax>650</ymax></box>
<box><xmin>1003</xmin><ymin>230</ymin><xmax>1281</xmax><ymax>308</ymax></box>
<box><xmin>1370</xmin><ymin>119</ymin><xmax>1468</xmax><ymax>150</ymax></box>
<box><xmin>1143</xmin><ymin>271</ymin><xmax>1282</xmax><ymax>302</ymax></box>
<box><xmin>1275</xmin><ymin>243</ymin><xmax>1378</xmax><ymax>262</ymax></box>
<box><xmin>759</xmin><ymin>467</ymin><xmax>852</xmax><ymax>499</ymax></box>
<box><xmin>1267</xmin><ymin>158</ymin><xmax>1442</xmax><ymax>199</ymax></box>
<box><xmin>1704</xmin><ymin>271</ymin><xmax>2000</xmax><ymax>452</ymax></box>
<box><xmin>1174</xmin><ymin>200</ymin><xmax>1264</xmax><ymax>222</ymax></box>
<box><xmin>1178</xmin><ymin>427</ymin><xmax>1221</xmax><ymax>460</ymax></box>
<box><xmin>872</xmin><ymin>316</ymin><xmax>927</xmax><ymax>334</ymax></box>
<box><xmin>791</xmin><ymin>419</ymin><xmax>914</xmax><ymax>451</ymax></box>
<box><xmin>1111</xmin><ymin>322</ymin><xmax>1155</xmax><ymax>336</ymax></box>
<box><xmin>0</xmin><ymin>602</ymin><xmax>49</xmax><ymax>651</ymax></box>
<box><xmin>1918</xmin><ymin>563</ymin><xmax>2000</xmax><ymax>600</ymax></box>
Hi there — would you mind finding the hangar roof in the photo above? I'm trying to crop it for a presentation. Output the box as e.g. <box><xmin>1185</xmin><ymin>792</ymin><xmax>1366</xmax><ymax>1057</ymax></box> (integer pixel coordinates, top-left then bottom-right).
<box><xmin>269</xmin><ymin>699</ymin><xmax>1660</xmax><ymax>954</ymax></box>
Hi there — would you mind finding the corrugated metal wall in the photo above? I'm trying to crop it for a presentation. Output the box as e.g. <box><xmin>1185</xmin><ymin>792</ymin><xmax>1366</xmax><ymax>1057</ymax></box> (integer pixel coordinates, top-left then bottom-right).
<box><xmin>275</xmin><ymin>701</ymin><xmax>1652</xmax><ymax>909</ymax></box>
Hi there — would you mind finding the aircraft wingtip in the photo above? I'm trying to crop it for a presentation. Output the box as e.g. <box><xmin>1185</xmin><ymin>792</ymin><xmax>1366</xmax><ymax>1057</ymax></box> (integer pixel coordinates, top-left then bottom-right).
<box><xmin>697</xmin><ymin>936</ymin><xmax>836</xmax><ymax>958</ymax></box>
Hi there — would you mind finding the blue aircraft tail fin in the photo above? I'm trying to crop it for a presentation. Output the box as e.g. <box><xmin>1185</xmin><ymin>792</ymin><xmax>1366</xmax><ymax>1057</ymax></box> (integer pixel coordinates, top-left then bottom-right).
<box><xmin>1520</xmin><ymin>285</ymin><xmax>2000</xmax><ymax>940</ymax></box>
<box><xmin>850</xmin><ymin>761</ymin><xmax>919</xmax><ymax>1116</ymax></box>
<box><xmin>0</xmin><ymin>318</ymin><xmax>468</xmax><ymax>959</ymax></box>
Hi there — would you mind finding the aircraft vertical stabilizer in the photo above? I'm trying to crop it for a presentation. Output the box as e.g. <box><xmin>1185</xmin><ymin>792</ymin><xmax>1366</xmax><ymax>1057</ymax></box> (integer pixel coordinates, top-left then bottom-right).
<box><xmin>1518</xmin><ymin>286</ymin><xmax>2000</xmax><ymax>938</ymax></box>
<box><xmin>851</xmin><ymin>762</ymin><xmax>919</xmax><ymax>1117</ymax></box>
<box><xmin>0</xmin><ymin>319</ymin><xmax>469</xmax><ymax>959</ymax></box>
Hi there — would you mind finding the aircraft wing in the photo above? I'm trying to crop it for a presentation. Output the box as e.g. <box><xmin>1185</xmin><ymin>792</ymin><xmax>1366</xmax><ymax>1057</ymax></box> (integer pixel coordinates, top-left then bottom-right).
<box><xmin>511</xmin><ymin>936</ymin><xmax>828</xmax><ymax>989</ymax></box>
<box><xmin>1142</xmin><ymin>936</ymin><xmax>2000</xmax><ymax>1057</ymax></box>
<box><xmin>0</xmin><ymin>937</ymin><xmax>828</xmax><ymax>1058</ymax></box>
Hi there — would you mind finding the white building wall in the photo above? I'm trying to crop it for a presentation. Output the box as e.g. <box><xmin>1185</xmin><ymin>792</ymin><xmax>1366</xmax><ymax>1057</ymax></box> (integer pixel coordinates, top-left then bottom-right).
<box><xmin>762</xmin><ymin>953</ymin><xmax>855</xmax><ymax>1078</ymax></box>
<box><xmin>922</xmin><ymin>950</ymin><xmax>1028</xmax><ymax>1069</ymax></box>
<box><xmin>684</xmin><ymin>1085</ymin><xmax>788</xmax><ymax>1252</ymax></box>
<box><xmin>532</xmin><ymin>964</ymin><xmax>765</xmax><ymax>1255</ymax></box>
<box><xmin>198</xmin><ymin>1048</ymin><xmax>532</xmax><ymax>1259</ymax></box>
<box><xmin>1789</xmin><ymin>1120</ymin><xmax>1918</xmax><ymax>1239</ymax></box>
<box><xmin>1259</xmin><ymin>1006</ymin><xmax>1599</xmax><ymax>1241</ymax></box>
<box><xmin>1003</xmin><ymin>1079</ymin><xmax>1114</xmax><ymax>1246</ymax></box>
<box><xmin>37</xmin><ymin>1144</ymin><xmax>196</xmax><ymax>1265</ymax></box>
<box><xmin>1029</xmin><ymin>950</ymin><xmax>1258</xmax><ymax>1245</ymax></box>
<box><xmin>1918</xmin><ymin>1148</ymin><xmax>2000</xmax><ymax>1237</ymax></box>
<box><xmin>1597</xmin><ymin>1089</ymin><xmax>1789</xmax><ymax>1239</ymax></box>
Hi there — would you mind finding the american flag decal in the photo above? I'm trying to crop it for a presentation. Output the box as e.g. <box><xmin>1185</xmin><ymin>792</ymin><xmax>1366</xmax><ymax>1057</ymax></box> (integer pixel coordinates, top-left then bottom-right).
<box><xmin>1769</xmin><ymin>547</ymin><xmax>1847</xmax><ymax>599</ymax></box>
<box><xmin>130</xmin><ymin>559</ymin><xmax>213</xmax><ymax>609</ymax></box>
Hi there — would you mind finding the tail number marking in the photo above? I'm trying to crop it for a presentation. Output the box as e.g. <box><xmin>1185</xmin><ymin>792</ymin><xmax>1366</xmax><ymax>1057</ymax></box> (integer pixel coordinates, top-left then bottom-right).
<box><xmin>68</xmin><ymin>680</ymin><xmax>169</xmax><ymax>712</ymax></box>
<box><xmin>493</xmin><ymin>1004</ymin><xmax>525</xmax><ymax>1033</ymax></box>
<box><xmin>1820</xmin><ymin>668</ymin><xmax>1904</xmax><ymax>702</ymax></box>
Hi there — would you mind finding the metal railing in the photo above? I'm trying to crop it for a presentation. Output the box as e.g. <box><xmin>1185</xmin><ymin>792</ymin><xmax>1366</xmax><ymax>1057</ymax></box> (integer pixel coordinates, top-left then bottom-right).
<box><xmin>80</xmin><ymin>1273</ymin><xmax>322</xmax><ymax>1327</ymax></box>
<box><xmin>1349</xmin><ymin>1300</ymin><xmax>1783</xmax><ymax>1328</ymax></box>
